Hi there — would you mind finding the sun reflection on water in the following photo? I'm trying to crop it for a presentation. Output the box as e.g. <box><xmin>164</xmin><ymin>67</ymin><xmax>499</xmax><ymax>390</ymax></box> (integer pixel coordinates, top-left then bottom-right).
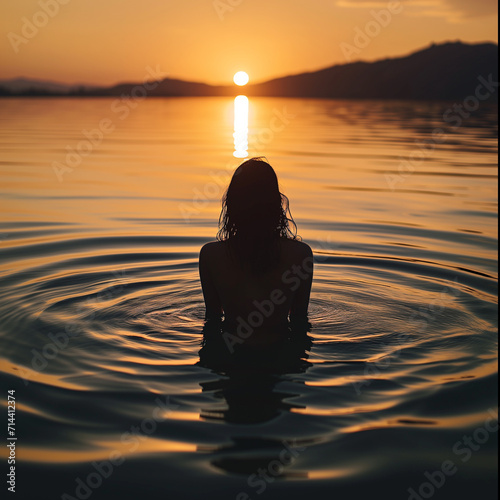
<box><xmin>233</xmin><ymin>95</ymin><xmax>249</xmax><ymax>158</ymax></box>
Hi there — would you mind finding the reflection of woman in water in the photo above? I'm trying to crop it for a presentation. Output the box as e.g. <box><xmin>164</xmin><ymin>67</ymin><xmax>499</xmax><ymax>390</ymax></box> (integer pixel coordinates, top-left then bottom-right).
<box><xmin>198</xmin><ymin>158</ymin><xmax>313</xmax><ymax>369</ymax></box>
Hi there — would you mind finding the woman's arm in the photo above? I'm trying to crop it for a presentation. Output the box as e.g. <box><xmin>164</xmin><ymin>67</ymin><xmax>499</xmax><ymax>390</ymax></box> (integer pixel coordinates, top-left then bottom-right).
<box><xmin>199</xmin><ymin>243</ymin><xmax>223</xmax><ymax>321</ymax></box>
<box><xmin>289</xmin><ymin>243</ymin><xmax>313</xmax><ymax>323</ymax></box>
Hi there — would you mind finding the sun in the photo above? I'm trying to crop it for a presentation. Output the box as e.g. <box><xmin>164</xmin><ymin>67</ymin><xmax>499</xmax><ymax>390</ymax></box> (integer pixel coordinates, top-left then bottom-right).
<box><xmin>233</xmin><ymin>71</ymin><xmax>249</xmax><ymax>86</ymax></box>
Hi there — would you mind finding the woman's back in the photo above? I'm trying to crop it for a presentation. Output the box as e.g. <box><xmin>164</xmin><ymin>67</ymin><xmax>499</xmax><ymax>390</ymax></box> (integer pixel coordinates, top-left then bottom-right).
<box><xmin>199</xmin><ymin>158</ymin><xmax>313</xmax><ymax>348</ymax></box>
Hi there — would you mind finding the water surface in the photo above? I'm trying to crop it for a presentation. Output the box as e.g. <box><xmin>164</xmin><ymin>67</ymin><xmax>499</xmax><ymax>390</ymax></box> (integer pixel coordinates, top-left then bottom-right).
<box><xmin>0</xmin><ymin>97</ymin><xmax>497</xmax><ymax>499</ymax></box>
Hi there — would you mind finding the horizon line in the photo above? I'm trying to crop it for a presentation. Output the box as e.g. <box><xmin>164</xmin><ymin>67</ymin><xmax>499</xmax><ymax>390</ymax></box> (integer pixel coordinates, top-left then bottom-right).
<box><xmin>1</xmin><ymin>38</ymin><xmax>497</xmax><ymax>90</ymax></box>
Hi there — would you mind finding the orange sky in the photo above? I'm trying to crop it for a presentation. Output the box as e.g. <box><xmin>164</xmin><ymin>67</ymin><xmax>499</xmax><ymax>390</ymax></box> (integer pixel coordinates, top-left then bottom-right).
<box><xmin>0</xmin><ymin>0</ymin><xmax>497</xmax><ymax>86</ymax></box>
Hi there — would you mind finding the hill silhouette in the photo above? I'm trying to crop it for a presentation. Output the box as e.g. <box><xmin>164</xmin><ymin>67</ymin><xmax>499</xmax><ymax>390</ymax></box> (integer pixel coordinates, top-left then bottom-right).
<box><xmin>244</xmin><ymin>41</ymin><xmax>498</xmax><ymax>100</ymax></box>
<box><xmin>1</xmin><ymin>41</ymin><xmax>497</xmax><ymax>101</ymax></box>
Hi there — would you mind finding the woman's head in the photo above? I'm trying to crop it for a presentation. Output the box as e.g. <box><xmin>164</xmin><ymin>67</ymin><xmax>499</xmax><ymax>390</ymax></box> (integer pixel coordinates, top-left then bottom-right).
<box><xmin>217</xmin><ymin>157</ymin><xmax>298</xmax><ymax>271</ymax></box>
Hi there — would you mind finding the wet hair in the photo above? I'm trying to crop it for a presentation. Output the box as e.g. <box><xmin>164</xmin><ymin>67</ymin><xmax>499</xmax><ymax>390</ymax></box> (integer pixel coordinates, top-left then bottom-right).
<box><xmin>216</xmin><ymin>157</ymin><xmax>298</xmax><ymax>273</ymax></box>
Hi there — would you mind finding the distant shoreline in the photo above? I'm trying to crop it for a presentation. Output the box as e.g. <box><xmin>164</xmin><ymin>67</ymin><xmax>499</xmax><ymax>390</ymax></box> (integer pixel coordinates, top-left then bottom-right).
<box><xmin>1</xmin><ymin>95</ymin><xmax>498</xmax><ymax>104</ymax></box>
<box><xmin>1</xmin><ymin>41</ymin><xmax>497</xmax><ymax>102</ymax></box>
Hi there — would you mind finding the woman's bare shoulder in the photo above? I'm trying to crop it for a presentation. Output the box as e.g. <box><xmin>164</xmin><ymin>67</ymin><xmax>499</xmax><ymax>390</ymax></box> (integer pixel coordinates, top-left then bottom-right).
<box><xmin>280</xmin><ymin>238</ymin><xmax>312</xmax><ymax>258</ymax></box>
<box><xmin>199</xmin><ymin>241</ymin><xmax>227</xmax><ymax>261</ymax></box>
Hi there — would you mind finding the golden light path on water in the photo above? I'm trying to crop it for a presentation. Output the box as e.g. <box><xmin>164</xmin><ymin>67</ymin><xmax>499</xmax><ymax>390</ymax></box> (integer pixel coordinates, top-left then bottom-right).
<box><xmin>233</xmin><ymin>95</ymin><xmax>249</xmax><ymax>158</ymax></box>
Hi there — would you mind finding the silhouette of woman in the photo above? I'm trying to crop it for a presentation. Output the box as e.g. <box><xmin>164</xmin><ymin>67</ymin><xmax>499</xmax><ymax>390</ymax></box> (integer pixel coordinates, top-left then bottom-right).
<box><xmin>199</xmin><ymin>157</ymin><xmax>313</xmax><ymax>356</ymax></box>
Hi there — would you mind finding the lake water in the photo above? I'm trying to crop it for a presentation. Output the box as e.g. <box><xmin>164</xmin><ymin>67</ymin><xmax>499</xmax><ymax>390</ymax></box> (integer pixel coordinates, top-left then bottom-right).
<box><xmin>0</xmin><ymin>97</ymin><xmax>497</xmax><ymax>500</ymax></box>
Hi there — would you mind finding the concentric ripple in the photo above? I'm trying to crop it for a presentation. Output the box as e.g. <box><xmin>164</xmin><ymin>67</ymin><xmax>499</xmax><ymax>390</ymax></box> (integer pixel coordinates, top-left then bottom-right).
<box><xmin>0</xmin><ymin>97</ymin><xmax>497</xmax><ymax>500</ymax></box>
